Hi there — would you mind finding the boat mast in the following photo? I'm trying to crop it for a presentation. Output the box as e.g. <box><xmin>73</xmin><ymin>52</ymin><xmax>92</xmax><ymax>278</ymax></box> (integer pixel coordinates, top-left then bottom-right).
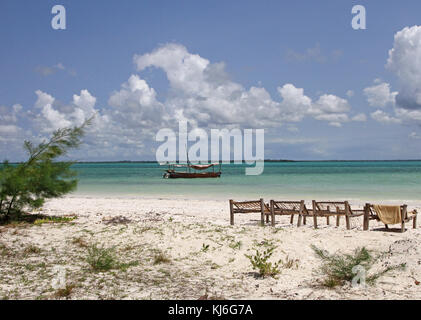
<box><xmin>186</xmin><ymin>144</ymin><xmax>190</xmax><ymax>173</ymax></box>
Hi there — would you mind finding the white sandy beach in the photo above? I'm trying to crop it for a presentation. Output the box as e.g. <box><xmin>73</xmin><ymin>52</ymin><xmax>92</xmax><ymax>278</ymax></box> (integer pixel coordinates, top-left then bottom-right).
<box><xmin>1</xmin><ymin>195</ymin><xmax>421</xmax><ymax>300</ymax></box>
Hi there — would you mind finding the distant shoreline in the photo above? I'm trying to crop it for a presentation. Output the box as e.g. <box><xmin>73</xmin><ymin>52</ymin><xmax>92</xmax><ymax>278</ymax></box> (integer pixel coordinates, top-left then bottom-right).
<box><xmin>73</xmin><ymin>159</ymin><xmax>421</xmax><ymax>163</ymax></box>
<box><xmin>6</xmin><ymin>159</ymin><xmax>421</xmax><ymax>165</ymax></box>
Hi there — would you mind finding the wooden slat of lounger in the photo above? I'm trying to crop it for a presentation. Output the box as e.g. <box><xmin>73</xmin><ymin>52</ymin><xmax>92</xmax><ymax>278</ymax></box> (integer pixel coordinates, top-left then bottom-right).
<box><xmin>316</xmin><ymin>202</ymin><xmax>346</xmax><ymax>211</ymax></box>
<box><xmin>273</xmin><ymin>201</ymin><xmax>302</xmax><ymax>211</ymax></box>
<box><xmin>234</xmin><ymin>202</ymin><xmax>260</xmax><ymax>210</ymax></box>
<box><xmin>273</xmin><ymin>201</ymin><xmax>302</xmax><ymax>204</ymax></box>
<box><xmin>234</xmin><ymin>202</ymin><xmax>259</xmax><ymax>207</ymax></box>
<box><xmin>233</xmin><ymin>200</ymin><xmax>262</xmax><ymax>205</ymax></box>
<box><xmin>233</xmin><ymin>208</ymin><xmax>263</xmax><ymax>213</ymax></box>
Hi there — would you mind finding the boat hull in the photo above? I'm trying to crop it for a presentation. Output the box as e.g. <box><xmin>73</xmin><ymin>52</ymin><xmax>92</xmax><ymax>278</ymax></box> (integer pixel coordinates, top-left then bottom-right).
<box><xmin>164</xmin><ymin>171</ymin><xmax>221</xmax><ymax>179</ymax></box>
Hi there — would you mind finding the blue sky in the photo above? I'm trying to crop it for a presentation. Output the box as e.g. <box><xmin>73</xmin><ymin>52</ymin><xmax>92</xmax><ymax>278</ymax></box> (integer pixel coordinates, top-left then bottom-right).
<box><xmin>1</xmin><ymin>0</ymin><xmax>421</xmax><ymax>161</ymax></box>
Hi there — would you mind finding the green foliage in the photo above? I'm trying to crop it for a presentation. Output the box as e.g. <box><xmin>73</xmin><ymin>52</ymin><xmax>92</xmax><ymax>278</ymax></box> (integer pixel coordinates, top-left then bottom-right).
<box><xmin>253</xmin><ymin>239</ymin><xmax>275</xmax><ymax>248</ymax></box>
<box><xmin>229</xmin><ymin>240</ymin><xmax>242</xmax><ymax>250</ymax></box>
<box><xmin>0</xmin><ymin>118</ymin><xmax>92</xmax><ymax>222</ymax></box>
<box><xmin>33</xmin><ymin>216</ymin><xmax>76</xmax><ymax>226</ymax></box>
<box><xmin>118</xmin><ymin>260</ymin><xmax>139</xmax><ymax>272</ymax></box>
<box><xmin>201</xmin><ymin>243</ymin><xmax>210</xmax><ymax>252</ymax></box>
<box><xmin>245</xmin><ymin>245</ymin><xmax>298</xmax><ymax>278</ymax></box>
<box><xmin>312</xmin><ymin>245</ymin><xmax>372</xmax><ymax>285</ymax></box>
<box><xmin>86</xmin><ymin>244</ymin><xmax>118</xmax><ymax>272</ymax></box>
<box><xmin>311</xmin><ymin>245</ymin><xmax>406</xmax><ymax>288</ymax></box>
<box><xmin>86</xmin><ymin>243</ymin><xmax>138</xmax><ymax>272</ymax></box>
<box><xmin>245</xmin><ymin>246</ymin><xmax>282</xmax><ymax>278</ymax></box>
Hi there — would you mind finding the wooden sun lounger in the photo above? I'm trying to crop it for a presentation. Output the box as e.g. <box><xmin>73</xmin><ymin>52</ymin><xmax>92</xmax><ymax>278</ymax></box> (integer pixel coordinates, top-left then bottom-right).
<box><xmin>269</xmin><ymin>200</ymin><xmax>311</xmax><ymax>227</ymax></box>
<box><xmin>363</xmin><ymin>204</ymin><xmax>417</xmax><ymax>232</ymax></box>
<box><xmin>312</xmin><ymin>201</ymin><xmax>364</xmax><ymax>230</ymax></box>
<box><xmin>229</xmin><ymin>199</ymin><xmax>270</xmax><ymax>225</ymax></box>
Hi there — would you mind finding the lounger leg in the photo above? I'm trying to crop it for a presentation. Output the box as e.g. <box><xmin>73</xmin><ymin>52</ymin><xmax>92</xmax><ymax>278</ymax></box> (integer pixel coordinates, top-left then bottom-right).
<box><xmin>326</xmin><ymin>216</ymin><xmax>330</xmax><ymax>225</ymax></box>
<box><xmin>303</xmin><ymin>216</ymin><xmax>307</xmax><ymax>225</ymax></box>
<box><xmin>414</xmin><ymin>215</ymin><xmax>417</xmax><ymax>229</ymax></box>
<box><xmin>345</xmin><ymin>202</ymin><xmax>351</xmax><ymax>230</ymax></box>
<box><xmin>229</xmin><ymin>200</ymin><xmax>234</xmax><ymax>226</ymax></box>
<box><xmin>270</xmin><ymin>201</ymin><xmax>275</xmax><ymax>227</ymax></box>
<box><xmin>298</xmin><ymin>201</ymin><xmax>304</xmax><ymax>227</ymax></box>
<box><xmin>336</xmin><ymin>215</ymin><xmax>340</xmax><ymax>227</ymax></box>
<box><xmin>290</xmin><ymin>214</ymin><xmax>294</xmax><ymax>224</ymax></box>
<box><xmin>312</xmin><ymin>200</ymin><xmax>318</xmax><ymax>229</ymax></box>
<box><xmin>385</xmin><ymin>224</ymin><xmax>389</xmax><ymax>230</ymax></box>
<box><xmin>401</xmin><ymin>205</ymin><xmax>407</xmax><ymax>232</ymax></box>
<box><xmin>363</xmin><ymin>204</ymin><xmax>369</xmax><ymax>231</ymax></box>
<box><xmin>266</xmin><ymin>213</ymin><xmax>269</xmax><ymax>224</ymax></box>
<box><xmin>364</xmin><ymin>218</ymin><xmax>369</xmax><ymax>231</ymax></box>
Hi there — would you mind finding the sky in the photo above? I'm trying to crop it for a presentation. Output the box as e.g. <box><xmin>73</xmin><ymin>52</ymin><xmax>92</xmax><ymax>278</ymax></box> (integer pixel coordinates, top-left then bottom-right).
<box><xmin>1</xmin><ymin>0</ymin><xmax>421</xmax><ymax>161</ymax></box>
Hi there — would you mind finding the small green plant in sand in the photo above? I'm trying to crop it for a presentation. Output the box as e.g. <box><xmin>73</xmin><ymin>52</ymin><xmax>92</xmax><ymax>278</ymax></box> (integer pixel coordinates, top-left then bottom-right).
<box><xmin>229</xmin><ymin>241</ymin><xmax>242</xmax><ymax>250</ymax></box>
<box><xmin>201</xmin><ymin>243</ymin><xmax>210</xmax><ymax>252</ymax></box>
<box><xmin>311</xmin><ymin>245</ymin><xmax>406</xmax><ymax>288</ymax></box>
<box><xmin>253</xmin><ymin>239</ymin><xmax>275</xmax><ymax>248</ymax></box>
<box><xmin>86</xmin><ymin>244</ymin><xmax>138</xmax><ymax>272</ymax></box>
<box><xmin>245</xmin><ymin>246</ymin><xmax>282</xmax><ymax>278</ymax></box>
<box><xmin>34</xmin><ymin>216</ymin><xmax>76</xmax><ymax>226</ymax></box>
<box><xmin>118</xmin><ymin>260</ymin><xmax>139</xmax><ymax>271</ymax></box>
<box><xmin>86</xmin><ymin>244</ymin><xmax>118</xmax><ymax>272</ymax></box>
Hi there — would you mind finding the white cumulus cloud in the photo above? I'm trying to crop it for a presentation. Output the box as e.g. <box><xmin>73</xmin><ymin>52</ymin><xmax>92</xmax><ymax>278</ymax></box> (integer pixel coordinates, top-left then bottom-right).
<box><xmin>370</xmin><ymin>110</ymin><xmax>401</xmax><ymax>124</ymax></box>
<box><xmin>387</xmin><ymin>25</ymin><xmax>421</xmax><ymax>110</ymax></box>
<box><xmin>363</xmin><ymin>82</ymin><xmax>397</xmax><ymax>107</ymax></box>
<box><xmin>133</xmin><ymin>43</ymin><xmax>353</xmax><ymax>128</ymax></box>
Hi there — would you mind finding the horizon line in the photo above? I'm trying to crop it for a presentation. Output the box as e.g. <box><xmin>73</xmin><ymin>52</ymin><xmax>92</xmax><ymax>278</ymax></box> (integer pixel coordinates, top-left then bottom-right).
<box><xmin>6</xmin><ymin>159</ymin><xmax>421</xmax><ymax>164</ymax></box>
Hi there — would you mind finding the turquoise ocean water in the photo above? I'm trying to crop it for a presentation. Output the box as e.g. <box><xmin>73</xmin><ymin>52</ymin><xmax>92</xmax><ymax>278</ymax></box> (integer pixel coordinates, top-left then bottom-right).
<box><xmin>71</xmin><ymin>161</ymin><xmax>421</xmax><ymax>201</ymax></box>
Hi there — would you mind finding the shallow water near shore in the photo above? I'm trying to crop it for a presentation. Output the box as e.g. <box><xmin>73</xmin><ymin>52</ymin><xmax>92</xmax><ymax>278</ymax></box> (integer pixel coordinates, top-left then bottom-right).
<box><xmin>71</xmin><ymin>161</ymin><xmax>421</xmax><ymax>201</ymax></box>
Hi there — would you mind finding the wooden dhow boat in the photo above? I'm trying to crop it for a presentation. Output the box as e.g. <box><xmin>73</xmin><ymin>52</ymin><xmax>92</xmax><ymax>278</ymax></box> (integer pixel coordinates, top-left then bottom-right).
<box><xmin>163</xmin><ymin>163</ymin><xmax>222</xmax><ymax>179</ymax></box>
